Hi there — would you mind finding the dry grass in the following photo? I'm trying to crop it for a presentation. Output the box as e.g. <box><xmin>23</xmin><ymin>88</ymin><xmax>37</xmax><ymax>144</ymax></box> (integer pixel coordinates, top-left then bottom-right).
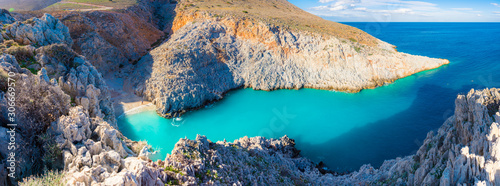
<box><xmin>42</xmin><ymin>2</ymin><xmax>100</xmax><ymax>11</ymax></box>
<box><xmin>0</xmin><ymin>0</ymin><xmax>60</xmax><ymax>11</ymax></box>
<box><xmin>177</xmin><ymin>0</ymin><xmax>379</xmax><ymax>46</ymax></box>
<box><xmin>20</xmin><ymin>169</ymin><xmax>65</xmax><ymax>186</ymax></box>
<box><xmin>65</xmin><ymin>0</ymin><xmax>137</xmax><ymax>9</ymax></box>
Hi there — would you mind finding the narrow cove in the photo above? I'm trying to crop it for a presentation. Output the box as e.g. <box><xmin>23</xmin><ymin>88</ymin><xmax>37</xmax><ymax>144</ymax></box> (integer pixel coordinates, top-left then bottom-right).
<box><xmin>118</xmin><ymin>23</ymin><xmax>500</xmax><ymax>171</ymax></box>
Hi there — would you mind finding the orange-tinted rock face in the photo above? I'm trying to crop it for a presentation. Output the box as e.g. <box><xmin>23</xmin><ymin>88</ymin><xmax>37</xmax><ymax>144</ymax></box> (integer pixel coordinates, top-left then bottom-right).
<box><xmin>52</xmin><ymin>10</ymin><xmax>164</xmax><ymax>72</ymax></box>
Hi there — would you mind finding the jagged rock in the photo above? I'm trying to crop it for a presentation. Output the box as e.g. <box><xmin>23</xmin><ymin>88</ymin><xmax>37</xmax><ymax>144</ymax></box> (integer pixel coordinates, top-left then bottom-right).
<box><xmin>138</xmin><ymin>146</ymin><xmax>153</xmax><ymax>159</ymax></box>
<box><xmin>95</xmin><ymin>120</ymin><xmax>128</xmax><ymax>157</ymax></box>
<box><xmin>328</xmin><ymin>88</ymin><xmax>500</xmax><ymax>185</ymax></box>
<box><xmin>132</xmin><ymin>17</ymin><xmax>449</xmax><ymax>118</ymax></box>
<box><xmin>55</xmin><ymin>106</ymin><xmax>149</xmax><ymax>185</ymax></box>
<box><xmin>1</xmin><ymin>14</ymin><xmax>72</xmax><ymax>46</ymax></box>
<box><xmin>0</xmin><ymin>9</ymin><xmax>15</xmax><ymax>24</ymax></box>
<box><xmin>52</xmin><ymin>8</ymin><xmax>164</xmax><ymax>73</ymax></box>
<box><xmin>54</xmin><ymin>106</ymin><xmax>92</xmax><ymax>143</ymax></box>
<box><xmin>36</xmin><ymin>44</ymin><xmax>116</xmax><ymax>126</ymax></box>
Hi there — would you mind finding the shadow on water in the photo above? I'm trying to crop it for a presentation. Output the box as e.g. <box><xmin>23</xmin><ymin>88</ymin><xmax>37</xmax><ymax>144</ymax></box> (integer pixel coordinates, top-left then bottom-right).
<box><xmin>117</xmin><ymin>117</ymin><xmax>141</xmax><ymax>140</ymax></box>
<box><xmin>296</xmin><ymin>83</ymin><xmax>483</xmax><ymax>172</ymax></box>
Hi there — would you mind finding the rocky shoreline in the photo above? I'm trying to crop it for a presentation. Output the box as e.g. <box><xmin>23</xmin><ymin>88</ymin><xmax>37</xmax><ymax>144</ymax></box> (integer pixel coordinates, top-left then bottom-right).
<box><xmin>0</xmin><ymin>0</ymin><xmax>493</xmax><ymax>185</ymax></box>
<box><xmin>128</xmin><ymin>1</ymin><xmax>449</xmax><ymax>118</ymax></box>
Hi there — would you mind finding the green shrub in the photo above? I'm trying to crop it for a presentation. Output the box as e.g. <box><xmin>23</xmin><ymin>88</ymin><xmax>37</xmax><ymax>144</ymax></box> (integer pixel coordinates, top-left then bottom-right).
<box><xmin>354</xmin><ymin>46</ymin><xmax>361</xmax><ymax>53</ymax></box>
<box><xmin>5</xmin><ymin>45</ymin><xmax>35</xmax><ymax>64</ymax></box>
<box><xmin>165</xmin><ymin>166</ymin><xmax>184</xmax><ymax>175</ymax></box>
<box><xmin>349</xmin><ymin>38</ymin><xmax>357</xmax><ymax>42</ymax></box>
<box><xmin>39</xmin><ymin>133</ymin><xmax>63</xmax><ymax>169</ymax></box>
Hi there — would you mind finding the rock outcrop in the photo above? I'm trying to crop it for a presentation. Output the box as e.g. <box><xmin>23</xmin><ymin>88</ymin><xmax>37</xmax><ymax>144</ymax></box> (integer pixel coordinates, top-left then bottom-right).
<box><xmin>3</xmin><ymin>2</ymin><xmax>498</xmax><ymax>186</ymax></box>
<box><xmin>35</xmin><ymin>44</ymin><xmax>116</xmax><ymax>126</ymax></box>
<box><xmin>0</xmin><ymin>9</ymin><xmax>15</xmax><ymax>25</ymax></box>
<box><xmin>130</xmin><ymin>1</ymin><xmax>449</xmax><ymax>117</ymax></box>
<box><xmin>49</xmin><ymin>1</ymin><xmax>167</xmax><ymax>73</ymax></box>
<box><xmin>53</xmin><ymin>107</ymin><xmax>159</xmax><ymax>185</ymax></box>
<box><xmin>157</xmin><ymin>135</ymin><xmax>334</xmax><ymax>185</ymax></box>
<box><xmin>58</xmin><ymin>88</ymin><xmax>500</xmax><ymax>185</ymax></box>
<box><xmin>0</xmin><ymin>13</ymin><xmax>116</xmax><ymax>184</ymax></box>
<box><xmin>327</xmin><ymin>88</ymin><xmax>500</xmax><ymax>185</ymax></box>
<box><xmin>0</xmin><ymin>13</ymin><xmax>73</xmax><ymax>46</ymax></box>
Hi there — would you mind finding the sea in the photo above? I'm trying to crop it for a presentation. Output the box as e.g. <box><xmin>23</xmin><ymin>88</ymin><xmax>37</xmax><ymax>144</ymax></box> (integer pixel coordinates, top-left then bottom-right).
<box><xmin>118</xmin><ymin>23</ymin><xmax>500</xmax><ymax>171</ymax></box>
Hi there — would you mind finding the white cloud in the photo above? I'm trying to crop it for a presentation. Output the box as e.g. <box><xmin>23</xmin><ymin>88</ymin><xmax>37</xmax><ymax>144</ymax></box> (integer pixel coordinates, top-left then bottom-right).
<box><xmin>354</xmin><ymin>7</ymin><xmax>367</xmax><ymax>11</ymax></box>
<box><xmin>451</xmin><ymin>8</ymin><xmax>473</xmax><ymax>11</ymax></box>
<box><xmin>311</xmin><ymin>0</ymin><xmax>436</xmax><ymax>19</ymax></box>
<box><xmin>308</xmin><ymin>0</ymin><xmax>500</xmax><ymax>22</ymax></box>
<box><xmin>312</xmin><ymin>0</ymin><xmax>360</xmax><ymax>11</ymax></box>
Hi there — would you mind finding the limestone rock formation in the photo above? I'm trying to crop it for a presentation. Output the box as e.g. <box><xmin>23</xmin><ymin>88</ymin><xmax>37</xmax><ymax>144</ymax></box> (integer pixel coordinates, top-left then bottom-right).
<box><xmin>132</xmin><ymin>15</ymin><xmax>449</xmax><ymax>117</ymax></box>
<box><xmin>35</xmin><ymin>44</ymin><xmax>116</xmax><ymax>126</ymax></box>
<box><xmin>328</xmin><ymin>88</ymin><xmax>500</xmax><ymax>185</ymax></box>
<box><xmin>157</xmin><ymin>135</ymin><xmax>334</xmax><ymax>185</ymax></box>
<box><xmin>0</xmin><ymin>13</ymin><xmax>117</xmax><ymax>184</ymax></box>
<box><xmin>0</xmin><ymin>9</ymin><xmax>15</xmax><ymax>25</ymax></box>
<box><xmin>61</xmin><ymin>88</ymin><xmax>500</xmax><ymax>185</ymax></box>
<box><xmin>0</xmin><ymin>13</ymin><xmax>73</xmax><ymax>46</ymax></box>
<box><xmin>54</xmin><ymin>107</ymin><xmax>159</xmax><ymax>186</ymax></box>
<box><xmin>51</xmin><ymin>5</ymin><xmax>165</xmax><ymax>73</ymax></box>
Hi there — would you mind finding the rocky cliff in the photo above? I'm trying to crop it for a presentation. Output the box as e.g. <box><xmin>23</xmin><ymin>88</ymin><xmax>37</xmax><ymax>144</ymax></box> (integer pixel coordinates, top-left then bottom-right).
<box><xmin>0</xmin><ymin>13</ymin><xmax>118</xmax><ymax>184</ymax></box>
<box><xmin>314</xmin><ymin>88</ymin><xmax>499</xmax><ymax>185</ymax></box>
<box><xmin>42</xmin><ymin>88</ymin><xmax>500</xmax><ymax>185</ymax></box>
<box><xmin>128</xmin><ymin>0</ymin><xmax>449</xmax><ymax>118</ymax></box>
<box><xmin>0</xmin><ymin>1</ymin><xmax>485</xmax><ymax>185</ymax></box>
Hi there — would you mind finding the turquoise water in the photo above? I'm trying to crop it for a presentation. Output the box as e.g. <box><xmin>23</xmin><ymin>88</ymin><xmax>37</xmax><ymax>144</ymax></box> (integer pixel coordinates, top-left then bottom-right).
<box><xmin>118</xmin><ymin>23</ymin><xmax>500</xmax><ymax>171</ymax></box>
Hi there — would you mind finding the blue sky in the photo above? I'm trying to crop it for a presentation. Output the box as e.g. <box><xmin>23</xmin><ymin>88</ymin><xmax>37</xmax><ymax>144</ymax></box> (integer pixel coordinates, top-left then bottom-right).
<box><xmin>289</xmin><ymin>0</ymin><xmax>500</xmax><ymax>22</ymax></box>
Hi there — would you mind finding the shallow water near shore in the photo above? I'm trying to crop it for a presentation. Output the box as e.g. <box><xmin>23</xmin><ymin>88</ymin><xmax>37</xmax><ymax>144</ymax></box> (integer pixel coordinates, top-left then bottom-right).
<box><xmin>118</xmin><ymin>23</ymin><xmax>500</xmax><ymax>171</ymax></box>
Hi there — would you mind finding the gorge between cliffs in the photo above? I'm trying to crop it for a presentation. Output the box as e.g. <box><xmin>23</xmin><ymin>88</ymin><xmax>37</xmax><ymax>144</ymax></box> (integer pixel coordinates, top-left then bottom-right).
<box><xmin>1</xmin><ymin>0</ymin><xmax>500</xmax><ymax>185</ymax></box>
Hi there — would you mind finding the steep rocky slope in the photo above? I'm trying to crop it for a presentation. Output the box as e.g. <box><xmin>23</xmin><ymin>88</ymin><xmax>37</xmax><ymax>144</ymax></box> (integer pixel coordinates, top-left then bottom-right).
<box><xmin>53</xmin><ymin>88</ymin><xmax>500</xmax><ymax>185</ymax></box>
<box><xmin>0</xmin><ymin>9</ymin><xmax>499</xmax><ymax>186</ymax></box>
<box><xmin>0</xmin><ymin>13</ymin><xmax>118</xmax><ymax>184</ymax></box>
<box><xmin>326</xmin><ymin>88</ymin><xmax>500</xmax><ymax>185</ymax></box>
<box><xmin>20</xmin><ymin>88</ymin><xmax>498</xmax><ymax>185</ymax></box>
<box><xmin>50</xmin><ymin>6</ymin><xmax>166</xmax><ymax>73</ymax></box>
<box><xmin>129</xmin><ymin>0</ymin><xmax>449</xmax><ymax>118</ymax></box>
<box><xmin>13</xmin><ymin>0</ymin><xmax>175</xmax><ymax>74</ymax></box>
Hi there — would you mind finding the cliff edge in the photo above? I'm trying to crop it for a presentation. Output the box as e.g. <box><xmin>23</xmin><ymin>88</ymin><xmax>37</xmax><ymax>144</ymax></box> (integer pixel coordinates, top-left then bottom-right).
<box><xmin>17</xmin><ymin>88</ymin><xmax>499</xmax><ymax>185</ymax></box>
<box><xmin>128</xmin><ymin>0</ymin><xmax>449</xmax><ymax>118</ymax></box>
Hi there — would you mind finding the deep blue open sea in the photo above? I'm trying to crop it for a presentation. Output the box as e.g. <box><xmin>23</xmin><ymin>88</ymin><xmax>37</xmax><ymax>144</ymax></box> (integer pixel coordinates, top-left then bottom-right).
<box><xmin>118</xmin><ymin>23</ymin><xmax>500</xmax><ymax>171</ymax></box>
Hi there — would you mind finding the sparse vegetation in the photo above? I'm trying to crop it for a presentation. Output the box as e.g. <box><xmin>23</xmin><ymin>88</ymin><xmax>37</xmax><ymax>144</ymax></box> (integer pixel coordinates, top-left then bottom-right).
<box><xmin>176</xmin><ymin>0</ymin><xmax>378</xmax><ymax>46</ymax></box>
<box><xmin>0</xmin><ymin>0</ymin><xmax>60</xmax><ymax>11</ymax></box>
<box><xmin>20</xmin><ymin>169</ymin><xmax>66</xmax><ymax>186</ymax></box>
<box><xmin>165</xmin><ymin>166</ymin><xmax>185</xmax><ymax>176</ymax></box>
<box><xmin>430</xmin><ymin>167</ymin><xmax>444</xmax><ymax>179</ymax></box>
<box><xmin>43</xmin><ymin>2</ymin><xmax>100</xmax><ymax>11</ymax></box>
<box><xmin>64</xmin><ymin>0</ymin><xmax>136</xmax><ymax>9</ymax></box>
<box><xmin>354</xmin><ymin>46</ymin><xmax>361</xmax><ymax>53</ymax></box>
<box><xmin>39</xmin><ymin>133</ymin><xmax>63</xmax><ymax>169</ymax></box>
<box><xmin>0</xmin><ymin>68</ymin><xmax>8</xmax><ymax>92</ymax></box>
<box><xmin>131</xmin><ymin>140</ymin><xmax>152</xmax><ymax>155</ymax></box>
<box><xmin>166</xmin><ymin>179</ymin><xmax>180</xmax><ymax>185</ymax></box>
